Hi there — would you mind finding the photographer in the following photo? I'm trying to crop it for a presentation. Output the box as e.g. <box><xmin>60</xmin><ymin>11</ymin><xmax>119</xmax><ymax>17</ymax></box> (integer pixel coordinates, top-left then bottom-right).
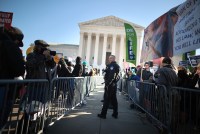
<box><xmin>26</xmin><ymin>39</ymin><xmax>56</xmax><ymax>80</ymax></box>
<box><xmin>21</xmin><ymin>40</ymin><xmax>56</xmax><ymax>133</ymax></box>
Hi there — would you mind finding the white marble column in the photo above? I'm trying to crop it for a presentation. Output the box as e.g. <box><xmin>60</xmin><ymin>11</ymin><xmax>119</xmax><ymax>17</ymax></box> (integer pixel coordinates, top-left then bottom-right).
<box><xmin>101</xmin><ymin>34</ymin><xmax>108</xmax><ymax>66</ymax></box>
<box><xmin>111</xmin><ymin>34</ymin><xmax>117</xmax><ymax>55</ymax></box>
<box><xmin>78</xmin><ymin>32</ymin><xmax>84</xmax><ymax>57</ymax></box>
<box><xmin>94</xmin><ymin>33</ymin><xmax>100</xmax><ymax>64</ymax></box>
<box><xmin>86</xmin><ymin>33</ymin><xmax>92</xmax><ymax>64</ymax></box>
<box><xmin>119</xmin><ymin>35</ymin><xmax>125</xmax><ymax>69</ymax></box>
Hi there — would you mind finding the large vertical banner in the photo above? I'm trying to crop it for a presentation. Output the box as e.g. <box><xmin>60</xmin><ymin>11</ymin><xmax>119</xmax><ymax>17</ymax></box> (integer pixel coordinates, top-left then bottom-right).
<box><xmin>0</xmin><ymin>11</ymin><xmax>13</xmax><ymax>28</ymax></box>
<box><xmin>124</xmin><ymin>23</ymin><xmax>137</xmax><ymax>65</ymax></box>
<box><xmin>173</xmin><ymin>0</ymin><xmax>200</xmax><ymax>55</ymax></box>
<box><xmin>140</xmin><ymin>7</ymin><xmax>178</xmax><ymax>63</ymax></box>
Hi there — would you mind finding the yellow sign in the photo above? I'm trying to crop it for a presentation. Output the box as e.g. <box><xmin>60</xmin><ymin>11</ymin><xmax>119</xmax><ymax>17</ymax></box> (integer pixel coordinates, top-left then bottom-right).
<box><xmin>26</xmin><ymin>46</ymin><xmax>34</xmax><ymax>55</ymax></box>
<box><xmin>54</xmin><ymin>54</ymin><xmax>60</xmax><ymax>64</ymax></box>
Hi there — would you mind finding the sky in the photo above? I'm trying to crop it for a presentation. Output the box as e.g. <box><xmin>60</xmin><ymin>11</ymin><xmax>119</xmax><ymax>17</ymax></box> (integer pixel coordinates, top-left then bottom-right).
<box><xmin>0</xmin><ymin>0</ymin><xmax>186</xmax><ymax>55</ymax></box>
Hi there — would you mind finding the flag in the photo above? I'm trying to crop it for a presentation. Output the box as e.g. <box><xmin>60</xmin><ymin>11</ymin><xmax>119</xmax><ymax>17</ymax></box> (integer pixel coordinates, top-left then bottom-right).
<box><xmin>124</xmin><ymin>23</ymin><xmax>137</xmax><ymax>65</ymax></box>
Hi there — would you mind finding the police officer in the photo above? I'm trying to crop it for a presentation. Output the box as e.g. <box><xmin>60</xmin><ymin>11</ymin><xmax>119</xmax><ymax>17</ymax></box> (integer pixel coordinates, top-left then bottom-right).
<box><xmin>98</xmin><ymin>55</ymin><xmax>120</xmax><ymax>119</ymax></box>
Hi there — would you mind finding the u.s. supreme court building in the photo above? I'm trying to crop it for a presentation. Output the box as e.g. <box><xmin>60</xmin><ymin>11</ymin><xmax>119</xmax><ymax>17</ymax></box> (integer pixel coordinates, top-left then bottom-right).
<box><xmin>79</xmin><ymin>15</ymin><xmax>144</xmax><ymax>68</ymax></box>
<box><xmin>50</xmin><ymin>16</ymin><xmax>144</xmax><ymax>69</ymax></box>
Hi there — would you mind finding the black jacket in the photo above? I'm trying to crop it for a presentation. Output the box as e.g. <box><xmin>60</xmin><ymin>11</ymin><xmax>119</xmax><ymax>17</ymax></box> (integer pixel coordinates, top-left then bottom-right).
<box><xmin>26</xmin><ymin>52</ymin><xmax>56</xmax><ymax>80</ymax></box>
<box><xmin>0</xmin><ymin>31</ymin><xmax>25</xmax><ymax>79</ymax></box>
<box><xmin>104</xmin><ymin>61</ymin><xmax>120</xmax><ymax>86</ymax></box>
<box><xmin>155</xmin><ymin>65</ymin><xmax>178</xmax><ymax>89</ymax></box>
<box><xmin>72</xmin><ymin>64</ymin><xmax>83</xmax><ymax>77</ymax></box>
<box><xmin>178</xmin><ymin>71</ymin><xmax>199</xmax><ymax>89</ymax></box>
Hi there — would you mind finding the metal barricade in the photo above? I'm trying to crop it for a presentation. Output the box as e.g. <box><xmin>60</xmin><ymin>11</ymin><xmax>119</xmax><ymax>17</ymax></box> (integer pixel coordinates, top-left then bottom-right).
<box><xmin>47</xmin><ymin>77</ymin><xmax>88</xmax><ymax>126</ymax></box>
<box><xmin>127</xmin><ymin>80</ymin><xmax>169</xmax><ymax>131</ymax></box>
<box><xmin>84</xmin><ymin>76</ymin><xmax>96</xmax><ymax>97</ymax></box>
<box><xmin>0</xmin><ymin>79</ymin><xmax>49</xmax><ymax>134</ymax></box>
<box><xmin>0</xmin><ymin>77</ymin><xmax>97</xmax><ymax>133</ymax></box>
<box><xmin>169</xmin><ymin>87</ymin><xmax>200</xmax><ymax>134</ymax></box>
<box><xmin>122</xmin><ymin>78</ymin><xmax>128</xmax><ymax>95</ymax></box>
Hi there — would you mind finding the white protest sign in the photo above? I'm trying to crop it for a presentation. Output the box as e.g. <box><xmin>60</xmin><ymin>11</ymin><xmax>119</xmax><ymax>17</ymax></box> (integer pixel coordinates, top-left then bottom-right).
<box><xmin>173</xmin><ymin>0</ymin><xmax>200</xmax><ymax>55</ymax></box>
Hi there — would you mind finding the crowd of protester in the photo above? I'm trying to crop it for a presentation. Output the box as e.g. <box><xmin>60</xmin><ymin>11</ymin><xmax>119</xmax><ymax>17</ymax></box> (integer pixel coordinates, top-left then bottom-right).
<box><xmin>124</xmin><ymin>56</ymin><xmax>200</xmax><ymax>132</ymax></box>
<box><xmin>1</xmin><ymin>25</ymin><xmax>200</xmax><ymax>132</ymax></box>
<box><xmin>124</xmin><ymin>57</ymin><xmax>200</xmax><ymax>89</ymax></box>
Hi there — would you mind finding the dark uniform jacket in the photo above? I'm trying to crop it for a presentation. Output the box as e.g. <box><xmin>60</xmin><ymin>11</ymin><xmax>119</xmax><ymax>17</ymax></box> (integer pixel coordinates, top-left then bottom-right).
<box><xmin>104</xmin><ymin>61</ymin><xmax>120</xmax><ymax>86</ymax></box>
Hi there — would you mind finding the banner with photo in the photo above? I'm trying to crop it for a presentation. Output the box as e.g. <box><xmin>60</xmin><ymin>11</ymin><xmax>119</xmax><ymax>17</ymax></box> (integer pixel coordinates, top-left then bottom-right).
<box><xmin>124</xmin><ymin>23</ymin><xmax>137</xmax><ymax>65</ymax></box>
<box><xmin>140</xmin><ymin>7</ymin><xmax>178</xmax><ymax>63</ymax></box>
<box><xmin>173</xmin><ymin>0</ymin><xmax>200</xmax><ymax>55</ymax></box>
<box><xmin>0</xmin><ymin>11</ymin><xmax>13</xmax><ymax>28</ymax></box>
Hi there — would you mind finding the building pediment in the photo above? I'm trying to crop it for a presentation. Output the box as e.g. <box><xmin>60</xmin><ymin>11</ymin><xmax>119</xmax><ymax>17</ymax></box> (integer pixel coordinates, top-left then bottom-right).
<box><xmin>79</xmin><ymin>15</ymin><xmax>144</xmax><ymax>29</ymax></box>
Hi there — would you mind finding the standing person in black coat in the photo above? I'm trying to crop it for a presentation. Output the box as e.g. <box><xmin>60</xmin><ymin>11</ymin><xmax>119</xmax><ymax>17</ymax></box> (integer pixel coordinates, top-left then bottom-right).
<box><xmin>98</xmin><ymin>55</ymin><xmax>120</xmax><ymax>119</ymax></box>
<box><xmin>0</xmin><ymin>27</ymin><xmax>25</xmax><ymax>79</ymax></box>
<box><xmin>141</xmin><ymin>62</ymin><xmax>153</xmax><ymax>82</ymax></box>
<box><xmin>57</xmin><ymin>58</ymin><xmax>72</xmax><ymax>77</ymax></box>
<box><xmin>26</xmin><ymin>40</ymin><xmax>56</xmax><ymax>80</ymax></box>
<box><xmin>72</xmin><ymin>56</ymin><xmax>83</xmax><ymax>77</ymax></box>
<box><xmin>0</xmin><ymin>26</ymin><xmax>25</xmax><ymax>130</ymax></box>
<box><xmin>155</xmin><ymin>57</ymin><xmax>178</xmax><ymax>89</ymax></box>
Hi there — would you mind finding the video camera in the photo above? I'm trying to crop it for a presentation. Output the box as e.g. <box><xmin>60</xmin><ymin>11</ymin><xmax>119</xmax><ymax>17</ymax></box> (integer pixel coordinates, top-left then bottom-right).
<box><xmin>49</xmin><ymin>50</ymin><xmax>56</xmax><ymax>56</ymax></box>
<box><xmin>42</xmin><ymin>48</ymin><xmax>56</xmax><ymax>56</ymax></box>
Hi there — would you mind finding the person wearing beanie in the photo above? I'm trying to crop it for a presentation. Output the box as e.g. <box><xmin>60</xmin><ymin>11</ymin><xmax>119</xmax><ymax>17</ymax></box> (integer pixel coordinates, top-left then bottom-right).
<box><xmin>155</xmin><ymin>57</ymin><xmax>178</xmax><ymax>89</ymax></box>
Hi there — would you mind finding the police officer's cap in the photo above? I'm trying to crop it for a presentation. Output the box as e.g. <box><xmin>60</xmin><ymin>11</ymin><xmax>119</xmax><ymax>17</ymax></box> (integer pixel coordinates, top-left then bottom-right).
<box><xmin>34</xmin><ymin>40</ymin><xmax>49</xmax><ymax>47</ymax></box>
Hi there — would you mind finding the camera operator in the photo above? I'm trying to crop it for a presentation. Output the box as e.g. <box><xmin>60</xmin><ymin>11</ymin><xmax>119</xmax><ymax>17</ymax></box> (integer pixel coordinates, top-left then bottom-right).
<box><xmin>21</xmin><ymin>40</ymin><xmax>56</xmax><ymax>133</ymax></box>
<box><xmin>26</xmin><ymin>39</ymin><xmax>56</xmax><ymax>80</ymax></box>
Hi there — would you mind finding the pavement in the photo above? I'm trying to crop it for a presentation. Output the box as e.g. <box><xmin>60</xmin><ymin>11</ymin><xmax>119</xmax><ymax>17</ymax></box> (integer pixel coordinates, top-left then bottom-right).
<box><xmin>45</xmin><ymin>87</ymin><xmax>159</xmax><ymax>134</ymax></box>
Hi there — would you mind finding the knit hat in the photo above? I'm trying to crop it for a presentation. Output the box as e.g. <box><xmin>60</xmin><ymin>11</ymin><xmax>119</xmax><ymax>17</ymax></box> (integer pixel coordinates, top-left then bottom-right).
<box><xmin>5</xmin><ymin>26</ymin><xmax>24</xmax><ymax>47</ymax></box>
<box><xmin>162</xmin><ymin>57</ymin><xmax>172</xmax><ymax>64</ymax></box>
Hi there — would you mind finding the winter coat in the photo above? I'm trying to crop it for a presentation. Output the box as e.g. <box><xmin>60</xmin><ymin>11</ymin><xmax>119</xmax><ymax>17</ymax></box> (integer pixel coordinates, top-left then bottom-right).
<box><xmin>155</xmin><ymin>65</ymin><xmax>178</xmax><ymax>89</ymax></box>
<box><xmin>26</xmin><ymin>52</ymin><xmax>56</xmax><ymax>80</ymax></box>
<box><xmin>0</xmin><ymin>30</ymin><xmax>25</xmax><ymax>79</ymax></box>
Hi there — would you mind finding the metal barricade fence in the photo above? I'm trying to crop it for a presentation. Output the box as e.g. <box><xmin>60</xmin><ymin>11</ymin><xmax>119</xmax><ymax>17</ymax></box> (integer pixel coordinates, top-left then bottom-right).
<box><xmin>127</xmin><ymin>80</ymin><xmax>169</xmax><ymax>132</ymax></box>
<box><xmin>0</xmin><ymin>76</ymin><xmax>98</xmax><ymax>133</ymax></box>
<box><xmin>47</xmin><ymin>77</ymin><xmax>83</xmax><ymax>124</ymax></box>
<box><xmin>46</xmin><ymin>76</ymin><xmax>97</xmax><ymax>127</ymax></box>
<box><xmin>84</xmin><ymin>76</ymin><xmax>96</xmax><ymax>97</ymax></box>
<box><xmin>169</xmin><ymin>87</ymin><xmax>200</xmax><ymax>134</ymax></box>
<box><xmin>122</xmin><ymin>78</ymin><xmax>128</xmax><ymax>95</ymax></box>
<box><xmin>0</xmin><ymin>79</ymin><xmax>49</xmax><ymax>134</ymax></box>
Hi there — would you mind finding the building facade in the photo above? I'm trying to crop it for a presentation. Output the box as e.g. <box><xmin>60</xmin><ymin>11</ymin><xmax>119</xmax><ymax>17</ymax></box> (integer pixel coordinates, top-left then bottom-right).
<box><xmin>78</xmin><ymin>16</ymin><xmax>144</xmax><ymax>69</ymax></box>
<box><xmin>49</xmin><ymin>44</ymin><xmax>79</xmax><ymax>63</ymax></box>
